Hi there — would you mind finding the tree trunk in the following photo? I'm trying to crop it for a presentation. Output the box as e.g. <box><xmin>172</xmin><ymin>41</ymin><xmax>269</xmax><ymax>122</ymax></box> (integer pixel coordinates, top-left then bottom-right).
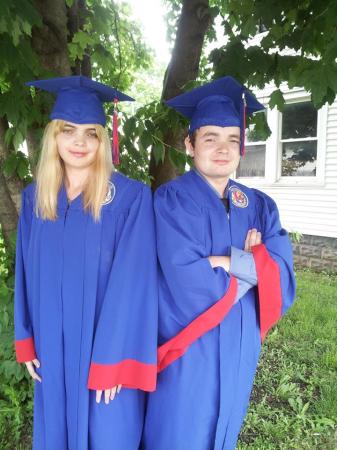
<box><xmin>31</xmin><ymin>0</ymin><xmax>72</xmax><ymax>76</ymax></box>
<box><xmin>0</xmin><ymin>117</ymin><xmax>23</xmax><ymax>212</ymax></box>
<box><xmin>0</xmin><ymin>173</ymin><xmax>20</xmax><ymax>250</ymax></box>
<box><xmin>150</xmin><ymin>0</ymin><xmax>212</xmax><ymax>190</ymax></box>
<box><xmin>25</xmin><ymin>0</ymin><xmax>73</xmax><ymax>172</ymax></box>
<box><xmin>68</xmin><ymin>0</ymin><xmax>92</xmax><ymax>77</ymax></box>
<box><xmin>0</xmin><ymin>118</ymin><xmax>22</xmax><ymax>248</ymax></box>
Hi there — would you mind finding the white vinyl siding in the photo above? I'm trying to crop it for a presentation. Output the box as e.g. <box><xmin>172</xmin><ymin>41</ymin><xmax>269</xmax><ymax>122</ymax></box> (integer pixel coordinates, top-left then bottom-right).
<box><xmin>235</xmin><ymin>87</ymin><xmax>337</xmax><ymax>238</ymax></box>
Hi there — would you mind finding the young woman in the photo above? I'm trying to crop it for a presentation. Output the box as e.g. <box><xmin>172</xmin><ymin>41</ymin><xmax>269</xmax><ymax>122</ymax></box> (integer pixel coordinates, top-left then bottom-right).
<box><xmin>14</xmin><ymin>76</ymin><xmax>158</xmax><ymax>450</ymax></box>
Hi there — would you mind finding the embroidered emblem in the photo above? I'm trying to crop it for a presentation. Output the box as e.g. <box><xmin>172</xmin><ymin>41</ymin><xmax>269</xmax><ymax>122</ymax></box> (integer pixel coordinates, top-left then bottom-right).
<box><xmin>102</xmin><ymin>181</ymin><xmax>116</xmax><ymax>205</ymax></box>
<box><xmin>229</xmin><ymin>186</ymin><xmax>249</xmax><ymax>208</ymax></box>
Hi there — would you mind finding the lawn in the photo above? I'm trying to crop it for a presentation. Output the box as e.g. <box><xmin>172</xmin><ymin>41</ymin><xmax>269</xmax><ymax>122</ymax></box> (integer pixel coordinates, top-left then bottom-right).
<box><xmin>238</xmin><ymin>269</ymin><xmax>337</xmax><ymax>450</ymax></box>
<box><xmin>1</xmin><ymin>269</ymin><xmax>336</xmax><ymax>449</ymax></box>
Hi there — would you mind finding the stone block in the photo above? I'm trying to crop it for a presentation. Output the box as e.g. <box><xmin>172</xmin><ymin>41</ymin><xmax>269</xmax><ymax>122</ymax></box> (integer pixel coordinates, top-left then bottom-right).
<box><xmin>292</xmin><ymin>243</ymin><xmax>300</xmax><ymax>254</ymax></box>
<box><xmin>294</xmin><ymin>255</ymin><xmax>310</xmax><ymax>267</ymax></box>
<box><xmin>321</xmin><ymin>248</ymin><xmax>337</xmax><ymax>261</ymax></box>
<box><xmin>310</xmin><ymin>258</ymin><xmax>336</xmax><ymax>272</ymax></box>
<box><xmin>299</xmin><ymin>244</ymin><xmax>322</xmax><ymax>258</ymax></box>
<box><xmin>311</xmin><ymin>236</ymin><xmax>337</xmax><ymax>249</ymax></box>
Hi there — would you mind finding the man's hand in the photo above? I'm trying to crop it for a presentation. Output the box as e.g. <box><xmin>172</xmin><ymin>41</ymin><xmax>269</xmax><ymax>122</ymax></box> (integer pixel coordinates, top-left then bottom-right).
<box><xmin>96</xmin><ymin>385</ymin><xmax>122</xmax><ymax>404</ymax></box>
<box><xmin>244</xmin><ymin>229</ymin><xmax>262</xmax><ymax>253</ymax></box>
<box><xmin>208</xmin><ymin>255</ymin><xmax>231</xmax><ymax>272</ymax></box>
<box><xmin>25</xmin><ymin>359</ymin><xmax>42</xmax><ymax>382</ymax></box>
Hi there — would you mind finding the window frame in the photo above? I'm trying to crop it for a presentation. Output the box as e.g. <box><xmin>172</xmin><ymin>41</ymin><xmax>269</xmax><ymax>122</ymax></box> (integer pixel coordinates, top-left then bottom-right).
<box><xmin>235</xmin><ymin>87</ymin><xmax>328</xmax><ymax>187</ymax></box>
<box><xmin>236</xmin><ymin>141</ymin><xmax>267</xmax><ymax>179</ymax></box>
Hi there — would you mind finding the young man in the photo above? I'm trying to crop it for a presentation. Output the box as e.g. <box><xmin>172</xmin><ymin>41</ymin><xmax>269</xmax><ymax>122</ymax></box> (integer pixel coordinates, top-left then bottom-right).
<box><xmin>143</xmin><ymin>76</ymin><xmax>296</xmax><ymax>450</ymax></box>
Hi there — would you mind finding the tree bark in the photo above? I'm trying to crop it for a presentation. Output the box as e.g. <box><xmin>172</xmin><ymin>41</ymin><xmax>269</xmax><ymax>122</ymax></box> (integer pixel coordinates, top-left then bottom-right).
<box><xmin>0</xmin><ymin>172</ymin><xmax>20</xmax><ymax>249</ymax></box>
<box><xmin>31</xmin><ymin>0</ymin><xmax>72</xmax><ymax>76</ymax></box>
<box><xmin>0</xmin><ymin>117</ymin><xmax>23</xmax><ymax>213</ymax></box>
<box><xmin>0</xmin><ymin>118</ymin><xmax>22</xmax><ymax>248</ymax></box>
<box><xmin>150</xmin><ymin>0</ymin><xmax>212</xmax><ymax>190</ymax></box>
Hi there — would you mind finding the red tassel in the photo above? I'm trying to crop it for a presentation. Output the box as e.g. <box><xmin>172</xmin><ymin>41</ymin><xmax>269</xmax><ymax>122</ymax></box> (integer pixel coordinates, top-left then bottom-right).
<box><xmin>241</xmin><ymin>92</ymin><xmax>247</xmax><ymax>157</ymax></box>
<box><xmin>112</xmin><ymin>98</ymin><xmax>120</xmax><ymax>165</ymax></box>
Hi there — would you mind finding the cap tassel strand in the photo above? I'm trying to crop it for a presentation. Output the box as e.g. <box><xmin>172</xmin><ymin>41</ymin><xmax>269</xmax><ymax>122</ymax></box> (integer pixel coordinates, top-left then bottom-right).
<box><xmin>241</xmin><ymin>92</ymin><xmax>247</xmax><ymax>157</ymax></box>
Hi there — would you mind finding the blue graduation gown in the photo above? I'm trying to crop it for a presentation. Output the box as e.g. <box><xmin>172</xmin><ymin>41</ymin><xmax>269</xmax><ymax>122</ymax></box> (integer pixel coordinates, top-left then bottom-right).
<box><xmin>14</xmin><ymin>172</ymin><xmax>158</xmax><ymax>450</ymax></box>
<box><xmin>143</xmin><ymin>170</ymin><xmax>295</xmax><ymax>450</ymax></box>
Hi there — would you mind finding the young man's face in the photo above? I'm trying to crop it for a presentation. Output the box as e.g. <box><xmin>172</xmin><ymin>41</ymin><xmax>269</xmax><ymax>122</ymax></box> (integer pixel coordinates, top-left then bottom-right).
<box><xmin>185</xmin><ymin>125</ymin><xmax>241</xmax><ymax>181</ymax></box>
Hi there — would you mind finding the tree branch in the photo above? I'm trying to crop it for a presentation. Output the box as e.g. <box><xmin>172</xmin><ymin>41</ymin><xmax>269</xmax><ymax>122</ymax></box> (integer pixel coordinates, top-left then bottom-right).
<box><xmin>150</xmin><ymin>0</ymin><xmax>212</xmax><ymax>189</ymax></box>
<box><xmin>112</xmin><ymin>4</ymin><xmax>123</xmax><ymax>87</ymax></box>
<box><xmin>67</xmin><ymin>0</ymin><xmax>92</xmax><ymax>76</ymax></box>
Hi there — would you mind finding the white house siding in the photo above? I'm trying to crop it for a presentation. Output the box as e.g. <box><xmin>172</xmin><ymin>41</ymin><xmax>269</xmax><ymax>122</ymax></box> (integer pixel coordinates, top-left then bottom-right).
<box><xmin>236</xmin><ymin>94</ymin><xmax>337</xmax><ymax>239</ymax></box>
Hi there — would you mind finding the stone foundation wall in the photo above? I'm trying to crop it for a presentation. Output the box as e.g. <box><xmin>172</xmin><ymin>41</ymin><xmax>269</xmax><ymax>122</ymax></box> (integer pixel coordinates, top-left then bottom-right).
<box><xmin>292</xmin><ymin>234</ymin><xmax>337</xmax><ymax>272</ymax></box>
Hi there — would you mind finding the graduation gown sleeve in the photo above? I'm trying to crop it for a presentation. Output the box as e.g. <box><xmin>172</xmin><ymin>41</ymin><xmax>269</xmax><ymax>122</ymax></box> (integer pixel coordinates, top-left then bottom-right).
<box><xmin>14</xmin><ymin>188</ymin><xmax>37</xmax><ymax>363</ymax></box>
<box><xmin>155</xmin><ymin>185</ymin><xmax>238</xmax><ymax>372</ymax></box>
<box><xmin>252</xmin><ymin>190</ymin><xmax>296</xmax><ymax>340</ymax></box>
<box><xmin>87</xmin><ymin>185</ymin><xmax>158</xmax><ymax>392</ymax></box>
<box><xmin>230</xmin><ymin>246</ymin><xmax>257</xmax><ymax>303</ymax></box>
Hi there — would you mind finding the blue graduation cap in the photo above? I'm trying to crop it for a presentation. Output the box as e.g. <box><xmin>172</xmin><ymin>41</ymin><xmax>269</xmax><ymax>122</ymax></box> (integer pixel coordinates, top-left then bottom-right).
<box><xmin>26</xmin><ymin>75</ymin><xmax>135</xmax><ymax>164</ymax></box>
<box><xmin>165</xmin><ymin>76</ymin><xmax>264</xmax><ymax>155</ymax></box>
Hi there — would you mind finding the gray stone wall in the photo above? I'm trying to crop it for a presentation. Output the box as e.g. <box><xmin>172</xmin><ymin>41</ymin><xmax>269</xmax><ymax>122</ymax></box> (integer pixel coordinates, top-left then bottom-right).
<box><xmin>292</xmin><ymin>234</ymin><xmax>337</xmax><ymax>272</ymax></box>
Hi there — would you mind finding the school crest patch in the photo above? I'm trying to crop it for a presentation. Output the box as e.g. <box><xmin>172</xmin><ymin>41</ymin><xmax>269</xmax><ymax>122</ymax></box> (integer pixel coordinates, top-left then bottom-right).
<box><xmin>229</xmin><ymin>185</ymin><xmax>249</xmax><ymax>208</ymax></box>
<box><xmin>102</xmin><ymin>181</ymin><xmax>116</xmax><ymax>205</ymax></box>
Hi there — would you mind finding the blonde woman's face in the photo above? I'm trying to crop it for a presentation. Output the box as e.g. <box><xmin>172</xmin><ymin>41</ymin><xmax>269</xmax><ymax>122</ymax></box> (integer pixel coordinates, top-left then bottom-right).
<box><xmin>56</xmin><ymin>122</ymin><xmax>100</xmax><ymax>170</ymax></box>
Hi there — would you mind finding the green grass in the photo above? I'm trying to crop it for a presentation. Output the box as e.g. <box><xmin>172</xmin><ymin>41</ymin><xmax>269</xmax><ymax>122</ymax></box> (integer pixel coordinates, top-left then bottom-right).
<box><xmin>238</xmin><ymin>269</ymin><xmax>337</xmax><ymax>450</ymax></box>
<box><xmin>1</xmin><ymin>269</ymin><xmax>336</xmax><ymax>449</ymax></box>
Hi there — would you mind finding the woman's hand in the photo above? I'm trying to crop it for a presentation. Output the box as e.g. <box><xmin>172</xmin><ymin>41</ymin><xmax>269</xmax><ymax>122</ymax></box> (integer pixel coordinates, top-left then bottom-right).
<box><xmin>25</xmin><ymin>359</ymin><xmax>42</xmax><ymax>382</ymax></box>
<box><xmin>96</xmin><ymin>385</ymin><xmax>122</xmax><ymax>404</ymax></box>
<box><xmin>244</xmin><ymin>228</ymin><xmax>262</xmax><ymax>253</ymax></box>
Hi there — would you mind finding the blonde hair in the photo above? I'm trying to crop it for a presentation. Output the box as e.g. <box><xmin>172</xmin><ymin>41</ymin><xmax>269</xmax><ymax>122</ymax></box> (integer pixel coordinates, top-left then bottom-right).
<box><xmin>35</xmin><ymin>119</ymin><xmax>113</xmax><ymax>221</ymax></box>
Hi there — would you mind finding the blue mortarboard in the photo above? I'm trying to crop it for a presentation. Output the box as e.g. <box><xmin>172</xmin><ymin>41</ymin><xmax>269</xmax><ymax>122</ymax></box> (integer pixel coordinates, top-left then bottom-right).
<box><xmin>26</xmin><ymin>75</ymin><xmax>134</xmax><ymax>126</ymax></box>
<box><xmin>165</xmin><ymin>76</ymin><xmax>264</xmax><ymax>155</ymax></box>
<box><xmin>26</xmin><ymin>75</ymin><xmax>135</xmax><ymax>164</ymax></box>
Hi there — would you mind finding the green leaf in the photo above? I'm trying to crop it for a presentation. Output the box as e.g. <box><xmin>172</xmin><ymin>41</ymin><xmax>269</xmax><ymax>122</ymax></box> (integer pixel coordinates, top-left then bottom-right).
<box><xmin>3</xmin><ymin>311</ymin><xmax>9</xmax><ymax>328</ymax></box>
<box><xmin>11</xmin><ymin>19</ymin><xmax>22</xmax><ymax>47</ymax></box>
<box><xmin>21</xmin><ymin>20</ymin><xmax>32</xmax><ymax>36</ymax></box>
<box><xmin>168</xmin><ymin>147</ymin><xmax>186</xmax><ymax>173</ymax></box>
<box><xmin>123</xmin><ymin>117</ymin><xmax>136</xmax><ymax>137</ymax></box>
<box><xmin>269</xmin><ymin>89</ymin><xmax>285</xmax><ymax>111</ymax></box>
<box><xmin>65</xmin><ymin>0</ymin><xmax>75</xmax><ymax>7</ymax></box>
<box><xmin>152</xmin><ymin>142</ymin><xmax>165</xmax><ymax>165</ymax></box>
<box><xmin>139</xmin><ymin>129</ymin><xmax>152</xmax><ymax>150</ymax></box>
<box><xmin>13</xmin><ymin>130</ymin><xmax>24</xmax><ymax>151</ymax></box>
<box><xmin>0</xmin><ymin>285</ymin><xmax>10</xmax><ymax>301</ymax></box>
<box><xmin>248</xmin><ymin>112</ymin><xmax>271</xmax><ymax>141</ymax></box>
<box><xmin>3</xmin><ymin>154</ymin><xmax>18</xmax><ymax>177</ymax></box>
<box><xmin>17</xmin><ymin>157</ymin><xmax>29</xmax><ymax>180</ymax></box>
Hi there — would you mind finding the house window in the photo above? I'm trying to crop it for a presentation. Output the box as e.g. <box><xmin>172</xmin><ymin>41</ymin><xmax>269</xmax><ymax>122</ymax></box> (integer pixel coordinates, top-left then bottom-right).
<box><xmin>280</xmin><ymin>101</ymin><xmax>318</xmax><ymax>177</ymax></box>
<box><xmin>236</xmin><ymin>121</ymin><xmax>266</xmax><ymax>178</ymax></box>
